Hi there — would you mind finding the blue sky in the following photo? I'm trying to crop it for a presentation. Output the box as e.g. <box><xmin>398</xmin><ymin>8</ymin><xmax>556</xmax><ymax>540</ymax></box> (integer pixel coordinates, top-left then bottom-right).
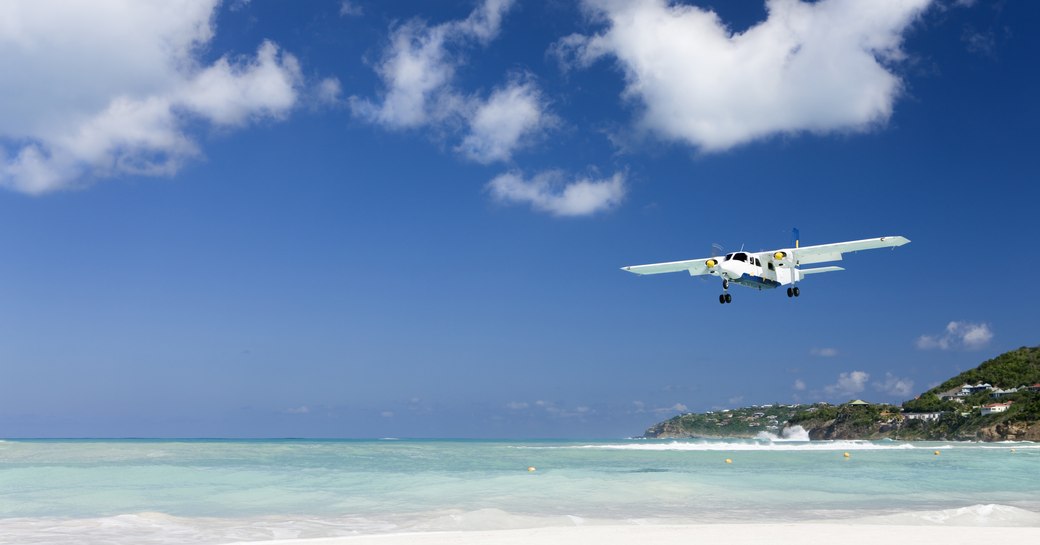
<box><xmin>1</xmin><ymin>0</ymin><xmax>1037</xmax><ymax>438</ymax></box>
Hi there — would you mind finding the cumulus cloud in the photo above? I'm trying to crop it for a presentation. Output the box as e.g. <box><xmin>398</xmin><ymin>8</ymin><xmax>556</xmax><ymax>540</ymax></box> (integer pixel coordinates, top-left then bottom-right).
<box><xmin>487</xmin><ymin>170</ymin><xmax>626</xmax><ymax>216</ymax></box>
<box><xmin>560</xmin><ymin>0</ymin><xmax>932</xmax><ymax>151</ymax></box>
<box><xmin>352</xmin><ymin>0</ymin><xmax>552</xmax><ymax>163</ymax></box>
<box><xmin>0</xmin><ymin>0</ymin><xmax>305</xmax><ymax>194</ymax></box>
<box><xmin>874</xmin><ymin>372</ymin><xmax>915</xmax><ymax>397</ymax></box>
<box><xmin>793</xmin><ymin>379</ymin><xmax>807</xmax><ymax>391</ymax></box>
<box><xmin>916</xmin><ymin>321</ymin><xmax>993</xmax><ymax>350</ymax></box>
<box><xmin>810</xmin><ymin>347</ymin><xmax>839</xmax><ymax>357</ymax></box>
<box><xmin>824</xmin><ymin>370</ymin><xmax>870</xmax><ymax>398</ymax></box>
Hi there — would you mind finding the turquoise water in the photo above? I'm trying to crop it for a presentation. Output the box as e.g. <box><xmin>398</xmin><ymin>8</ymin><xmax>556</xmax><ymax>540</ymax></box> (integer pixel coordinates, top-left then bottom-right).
<box><xmin>1</xmin><ymin>437</ymin><xmax>1039</xmax><ymax>543</ymax></box>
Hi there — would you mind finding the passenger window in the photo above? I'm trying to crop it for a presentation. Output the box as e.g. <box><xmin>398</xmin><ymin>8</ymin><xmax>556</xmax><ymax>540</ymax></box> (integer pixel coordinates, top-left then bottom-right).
<box><xmin>768</xmin><ymin>262</ymin><xmax>774</xmax><ymax>271</ymax></box>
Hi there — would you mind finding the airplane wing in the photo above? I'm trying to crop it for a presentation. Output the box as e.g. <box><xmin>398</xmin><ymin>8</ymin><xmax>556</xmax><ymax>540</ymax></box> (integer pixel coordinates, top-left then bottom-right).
<box><xmin>621</xmin><ymin>256</ymin><xmax>714</xmax><ymax>276</ymax></box>
<box><xmin>765</xmin><ymin>236</ymin><xmax>910</xmax><ymax>266</ymax></box>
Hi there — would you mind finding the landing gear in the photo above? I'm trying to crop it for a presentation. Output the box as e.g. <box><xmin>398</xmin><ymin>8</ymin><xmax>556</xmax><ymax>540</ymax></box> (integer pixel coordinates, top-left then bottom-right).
<box><xmin>719</xmin><ymin>280</ymin><xmax>732</xmax><ymax>304</ymax></box>
<box><xmin>786</xmin><ymin>287</ymin><xmax>801</xmax><ymax>298</ymax></box>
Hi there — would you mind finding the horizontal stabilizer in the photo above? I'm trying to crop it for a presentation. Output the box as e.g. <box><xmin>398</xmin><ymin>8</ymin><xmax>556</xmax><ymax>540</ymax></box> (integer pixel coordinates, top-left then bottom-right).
<box><xmin>801</xmin><ymin>266</ymin><xmax>844</xmax><ymax>275</ymax></box>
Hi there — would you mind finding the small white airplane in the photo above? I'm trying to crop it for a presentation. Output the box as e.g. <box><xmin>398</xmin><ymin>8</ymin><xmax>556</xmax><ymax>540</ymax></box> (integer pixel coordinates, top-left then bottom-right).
<box><xmin>622</xmin><ymin>231</ymin><xmax>909</xmax><ymax>304</ymax></box>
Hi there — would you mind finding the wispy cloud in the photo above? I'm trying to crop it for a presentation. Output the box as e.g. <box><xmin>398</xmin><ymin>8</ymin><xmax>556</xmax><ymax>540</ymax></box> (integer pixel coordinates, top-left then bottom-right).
<box><xmin>284</xmin><ymin>405</ymin><xmax>310</xmax><ymax>414</ymax></box>
<box><xmin>558</xmin><ymin>0</ymin><xmax>932</xmax><ymax>152</ymax></box>
<box><xmin>917</xmin><ymin>321</ymin><xmax>993</xmax><ymax>350</ymax></box>
<box><xmin>0</xmin><ymin>1</ymin><xmax>307</xmax><ymax>194</ymax></box>
<box><xmin>340</xmin><ymin>1</ymin><xmax>363</xmax><ymax>17</ymax></box>
<box><xmin>487</xmin><ymin>170</ymin><xmax>626</xmax><ymax>216</ymax></box>
<box><xmin>873</xmin><ymin>372</ymin><xmax>914</xmax><ymax>397</ymax></box>
<box><xmin>810</xmin><ymin>347</ymin><xmax>839</xmax><ymax>357</ymax></box>
<box><xmin>793</xmin><ymin>379</ymin><xmax>807</xmax><ymax>391</ymax></box>
<box><xmin>653</xmin><ymin>402</ymin><xmax>688</xmax><ymax>414</ymax></box>
<box><xmin>824</xmin><ymin>371</ymin><xmax>870</xmax><ymax>398</ymax></box>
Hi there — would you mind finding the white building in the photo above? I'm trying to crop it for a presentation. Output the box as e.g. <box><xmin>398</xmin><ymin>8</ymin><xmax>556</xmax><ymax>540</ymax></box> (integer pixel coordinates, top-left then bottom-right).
<box><xmin>980</xmin><ymin>402</ymin><xmax>1012</xmax><ymax>416</ymax></box>
<box><xmin>903</xmin><ymin>412</ymin><xmax>942</xmax><ymax>422</ymax></box>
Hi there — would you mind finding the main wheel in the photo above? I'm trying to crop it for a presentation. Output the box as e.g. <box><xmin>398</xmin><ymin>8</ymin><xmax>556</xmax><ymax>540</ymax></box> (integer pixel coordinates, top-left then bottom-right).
<box><xmin>719</xmin><ymin>294</ymin><xmax>726</xmax><ymax>304</ymax></box>
<box><xmin>787</xmin><ymin>287</ymin><xmax>793</xmax><ymax>297</ymax></box>
<box><xmin>724</xmin><ymin>293</ymin><xmax>732</xmax><ymax>304</ymax></box>
<box><xmin>793</xmin><ymin>287</ymin><xmax>800</xmax><ymax>297</ymax></box>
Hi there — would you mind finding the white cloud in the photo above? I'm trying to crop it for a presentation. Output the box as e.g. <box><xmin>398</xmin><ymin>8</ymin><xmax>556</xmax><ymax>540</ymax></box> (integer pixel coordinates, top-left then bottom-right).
<box><xmin>824</xmin><ymin>370</ymin><xmax>870</xmax><ymax>398</ymax></box>
<box><xmin>917</xmin><ymin>321</ymin><xmax>993</xmax><ymax>350</ymax></box>
<box><xmin>351</xmin><ymin>0</ymin><xmax>552</xmax><ymax>164</ymax></box>
<box><xmin>487</xmin><ymin>170</ymin><xmax>626</xmax><ymax>216</ymax></box>
<box><xmin>810</xmin><ymin>347</ymin><xmax>839</xmax><ymax>357</ymax></box>
<box><xmin>562</xmin><ymin>0</ymin><xmax>932</xmax><ymax>151</ymax></box>
<box><xmin>457</xmin><ymin>80</ymin><xmax>554</xmax><ymax>163</ymax></box>
<box><xmin>381</xmin><ymin>410</ymin><xmax>395</xmax><ymax>418</ymax></box>
<box><xmin>793</xmin><ymin>379</ymin><xmax>806</xmax><ymax>391</ymax></box>
<box><xmin>284</xmin><ymin>405</ymin><xmax>310</xmax><ymax>414</ymax></box>
<box><xmin>874</xmin><ymin>372</ymin><xmax>914</xmax><ymax>397</ymax></box>
<box><xmin>0</xmin><ymin>1</ymin><xmax>306</xmax><ymax>194</ymax></box>
<box><xmin>505</xmin><ymin>401</ymin><xmax>529</xmax><ymax>410</ymax></box>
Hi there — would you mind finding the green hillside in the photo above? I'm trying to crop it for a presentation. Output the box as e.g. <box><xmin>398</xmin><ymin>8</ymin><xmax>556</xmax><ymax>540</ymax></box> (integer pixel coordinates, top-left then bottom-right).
<box><xmin>642</xmin><ymin>346</ymin><xmax>1040</xmax><ymax>441</ymax></box>
<box><xmin>929</xmin><ymin>346</ymin><xmax>1040</xmax><ymax>394</ymax></box>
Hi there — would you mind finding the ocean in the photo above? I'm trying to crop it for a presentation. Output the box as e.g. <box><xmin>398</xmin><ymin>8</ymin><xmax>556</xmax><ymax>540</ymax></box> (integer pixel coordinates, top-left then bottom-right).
<box><xmin>1</xmin><ymin>435</ymin><xmax>1038</xmax><ymax>544</ymax></box>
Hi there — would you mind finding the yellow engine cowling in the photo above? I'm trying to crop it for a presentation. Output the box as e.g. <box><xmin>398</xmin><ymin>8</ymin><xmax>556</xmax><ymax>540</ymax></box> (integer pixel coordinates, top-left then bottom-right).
<box><xmin>705</xmin><ymin>259</ymin><xmax>717</xmax><ymax>268</ymax></box>
<box><xmin>773</xmin><ymin>251</ymin><xmax>787</xmax><ymax>260</ymax></box>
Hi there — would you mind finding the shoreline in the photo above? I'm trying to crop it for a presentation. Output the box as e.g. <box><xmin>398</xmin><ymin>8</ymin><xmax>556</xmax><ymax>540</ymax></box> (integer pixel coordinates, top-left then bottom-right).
<box><xmin>232</xmin><ymin>524</ymin><xmax>1040</xmax><ymax>545</ymax></box>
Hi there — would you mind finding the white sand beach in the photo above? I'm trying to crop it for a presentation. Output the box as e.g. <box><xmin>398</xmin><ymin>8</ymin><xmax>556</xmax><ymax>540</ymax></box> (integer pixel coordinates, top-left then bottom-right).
<box><xmin>236</xmin><ymin>524</ymin><xmax>1040</xmax><ymax>545</ymax></box>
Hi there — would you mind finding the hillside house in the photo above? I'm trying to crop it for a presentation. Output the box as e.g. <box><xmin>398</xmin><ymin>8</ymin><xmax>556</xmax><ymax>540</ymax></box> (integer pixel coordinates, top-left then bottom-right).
<box><xmin>990</xmin><ymin>387</ymin><xmax>1019</xmax><ymax>398</ymax></box>
<box><xmin>980</xmin><ymin>402</ymin><xmax>1012</xmax><ymax>416</ymax></box>
<box><xmin>903</xmin><ymin>412</ymin><xmax>942</xmax><ymax>422</ymax></box>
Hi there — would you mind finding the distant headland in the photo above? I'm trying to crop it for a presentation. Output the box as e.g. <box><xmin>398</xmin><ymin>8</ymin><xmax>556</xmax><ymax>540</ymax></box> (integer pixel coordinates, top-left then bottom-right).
<box><xmin>643</xmin><ymin>346</ymin><xmax>1040</xmax><ymax>442</ymax></box>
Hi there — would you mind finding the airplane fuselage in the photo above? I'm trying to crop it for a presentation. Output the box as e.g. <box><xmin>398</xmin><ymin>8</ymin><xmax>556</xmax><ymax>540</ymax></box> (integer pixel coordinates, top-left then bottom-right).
<box><xmin>709</xmin><ymin>251</ymin><xmax>801</xmax><ymax>290</ymax></box>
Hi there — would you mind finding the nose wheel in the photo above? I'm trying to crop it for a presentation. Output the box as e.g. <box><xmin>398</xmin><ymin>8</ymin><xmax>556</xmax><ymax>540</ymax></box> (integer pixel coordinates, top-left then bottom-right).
<box><xmin>719</xmin><ymin>280</ymin><xmax>732</xmax><ymax>304</ymax></box>
<box><xmin>786</xmin><ymin>287</ymin><xmax>800</xmax><ymax>298</ymax></box>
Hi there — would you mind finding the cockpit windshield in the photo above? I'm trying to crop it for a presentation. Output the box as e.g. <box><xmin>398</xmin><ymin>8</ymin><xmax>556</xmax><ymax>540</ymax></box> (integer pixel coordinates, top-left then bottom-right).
<box><xmin>733</xmin><ymin>252</ymin><xmax>748</xmax><ymax>262</ymax></box>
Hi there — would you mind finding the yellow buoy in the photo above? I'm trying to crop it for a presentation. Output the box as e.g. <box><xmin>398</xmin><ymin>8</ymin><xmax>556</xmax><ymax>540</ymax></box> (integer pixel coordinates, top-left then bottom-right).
<box><xmin>725</xmin><ymin>458</ymin><xmax>732</xmax><ymax>464</ymax></box>
<box><xmin>1011</xmin><ymin>449</ymin><xmax>1016</xmax><ymax>453</ymax></box>
<box><xmin>843</xmin><ymin>452</ymin><xmax>850</xmax><ymax>458</ymax></box>
<box><xmin>933</xmin><ymin>450</ymin><xmax>940</xmax><ymax>456</ymax></box>
<box><xmin>527</xmin><ymin>466</ymin><xmax>536</xmax><ymax>472</ymax></box>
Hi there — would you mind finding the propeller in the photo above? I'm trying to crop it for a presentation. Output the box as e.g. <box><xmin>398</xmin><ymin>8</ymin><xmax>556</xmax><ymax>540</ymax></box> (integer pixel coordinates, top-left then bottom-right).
<box><xmin>701</xmin><ymin>242</ymin><xmax>725</xmax><ymax>280</ymax></box>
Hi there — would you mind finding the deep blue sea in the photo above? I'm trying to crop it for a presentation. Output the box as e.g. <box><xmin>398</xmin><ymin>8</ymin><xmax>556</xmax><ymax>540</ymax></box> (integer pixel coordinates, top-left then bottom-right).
<box><xmin>1</xmin><ymin>436</ymin><xmax>1038</xmax><ymax>544</ymax></box>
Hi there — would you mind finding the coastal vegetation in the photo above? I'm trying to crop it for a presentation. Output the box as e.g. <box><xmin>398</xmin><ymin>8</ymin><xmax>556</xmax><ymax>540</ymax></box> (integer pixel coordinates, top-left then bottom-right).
<box><xmin>644</xmin><ymin>346</ymin><xmax>1040</xmax><ymax>441</ymax></box>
